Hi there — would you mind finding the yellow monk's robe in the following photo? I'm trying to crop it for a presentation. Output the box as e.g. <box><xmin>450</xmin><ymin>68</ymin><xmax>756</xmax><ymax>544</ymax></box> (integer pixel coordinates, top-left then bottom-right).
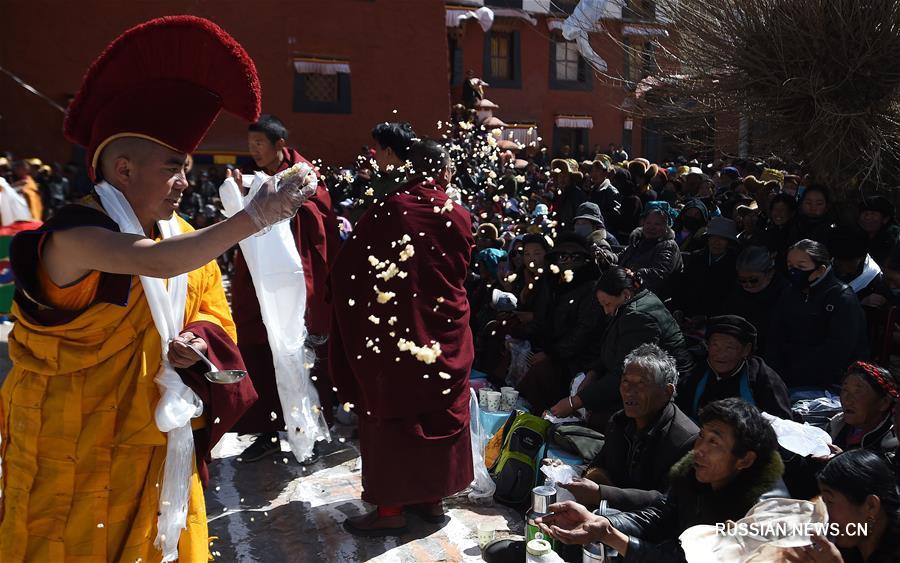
<box><xmin>0</xmin><ymin>200</ymin><xmax>254</xmax><ymax>562</ymax></box>
<box><xmin>14</xmin><ymin>175</ymin><xmax>43</xmax><ymax>221</ymax></box>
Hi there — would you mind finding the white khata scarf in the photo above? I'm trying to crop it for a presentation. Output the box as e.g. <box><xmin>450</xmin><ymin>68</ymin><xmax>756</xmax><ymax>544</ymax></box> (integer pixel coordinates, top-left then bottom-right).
<box><xmin>95</xmin><ymin>181</ymin><xmax>202</xmax><ymax>562</ymax></box>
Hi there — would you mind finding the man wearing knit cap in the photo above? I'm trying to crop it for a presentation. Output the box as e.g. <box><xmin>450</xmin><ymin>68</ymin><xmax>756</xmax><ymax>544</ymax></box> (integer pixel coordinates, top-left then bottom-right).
<box><xmin>677</xmin><ymin>315</ymin><xmax>792</xmax><ymax>420</ymax></box>
<box><xmin>0</xmin><ymin>16</ymin><xmax>314</xmax><ymax>561</ymax></box>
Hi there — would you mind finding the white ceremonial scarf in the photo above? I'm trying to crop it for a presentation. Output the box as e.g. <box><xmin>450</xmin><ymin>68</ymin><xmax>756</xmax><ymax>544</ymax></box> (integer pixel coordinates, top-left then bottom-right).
<box><xmin>95</xmin><ymin>181</ymin><xmax>202</xmax><ymax>562</ymax></box>
<box><xmin>219</xmin><ymin>170</ymin><xmax>330</xmax><ymax>462</ymax></box>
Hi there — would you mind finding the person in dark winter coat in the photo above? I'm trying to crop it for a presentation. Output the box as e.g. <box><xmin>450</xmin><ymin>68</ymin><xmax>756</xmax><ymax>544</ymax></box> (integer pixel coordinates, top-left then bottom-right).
<box><xmin>787</xmin><ymin>184</ymin><xmax>835</xmax><ymax>246</ymax></box>
<box><xmin>766</xmin><ymin>239</ymin><xmax>869</xmax><ymax>389</ymax></box>
<box><xmin>830</xmin><ymin>225</ymin><xmax>893</xmax><ymax>308</ymax></box>
<box><xmin>677</xmin><ymin>315</ymin><xmax>793</xmax><ymax>420</ymax></box>
<box><xmin>858</xmin><ymin>195</ymin><xmax>900</xmax><ymax>269</ymax></box>
<box><xmin>537</xmin><ymin>399</ymin><xmax>788</xmax><ymax>563</ymax></box>
<box><xmin>673</xmin><ymin>198</ymin><xmax>709</xmax><ymax>253</ymax></box>
<box><xmin>549</xmin><ymin>267</ymin><xmax>692</xmax><ymax>428</ymax></box>
<box><xmin>559</xmin><ymin>344</ymin><xmax>698</xmax><ymax>512</ymax></box>
<box><xmin>760</xmin><ymin>193</ymin><xmax>797</xmax><ymax>274</ymax></box>
<box><xmin>585</xmin><ymin>156</ymin><xmax>622</xmax><ymax>234</ymax></box>
<box><xmin>717</xmin><ymin>246</ymin><xmax>787</xmax><ymax>358</ymax></box>
<box><xmin>670</xmin><ymin>217</ymin><xmax>739</xmax><ymax>320</ymax></box>
<box><xmin>618</xmin><ymin>203</ymin><xmax>683</xmax><ymax>298</ymax></box>
<box><xmin>516</xmin><ymin>232</ymin><xmax>606</xmax><ymax>413</ymax></box>
<box><xmin>550</xmin><ymin>159</ymin><xmax>587</xmax><ymax>231</ymax></box>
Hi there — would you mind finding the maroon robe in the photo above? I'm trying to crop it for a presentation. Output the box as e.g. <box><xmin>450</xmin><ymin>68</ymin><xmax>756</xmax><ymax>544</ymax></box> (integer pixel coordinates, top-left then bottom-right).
<box><xmin>232</xmin><ymin>147</ymin><xmax>340</xmax><ymax>433</ymax></box>
<box><xmin>329</xmin><ymin>178</ymin><xmax>475</xmax><ymax>506</ymax></box>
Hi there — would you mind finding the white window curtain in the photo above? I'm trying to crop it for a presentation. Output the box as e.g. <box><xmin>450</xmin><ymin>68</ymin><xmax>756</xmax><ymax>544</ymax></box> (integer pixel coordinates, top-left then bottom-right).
<box><xmin>555</xmin><ymin>115</ymin><xmax>594</xmax><ymax>129</ymax></box>
<box><xmin>293</xmin><ymin>60</ymin><xmax>350</xmax><ymax>75</ymax></box>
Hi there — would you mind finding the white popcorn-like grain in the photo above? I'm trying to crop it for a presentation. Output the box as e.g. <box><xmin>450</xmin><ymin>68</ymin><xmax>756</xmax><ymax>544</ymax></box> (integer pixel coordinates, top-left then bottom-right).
<box><xmin>396</xmin><ymin>339</ymin><xmax>443</xmax><ymax>364</ymax></box>
<box><xmin>442</xmin><ymin>388</ymin><xmax>451</xmax><ymax>395</ymax></box>
<box><xmin>343</xmin><ymin>402</ymin><xmax>354</xmax><ymax>412</ymax></box>
<box><xmin>364</xmin><ymin>187</ymin><xmax>374</xmax><ymax>197</ymax></box>
<box><xmin>549</xmin><ymin>264</ymin><xmax>560</xmax><ymax>274</ymax></box>
<box><xmin>439</xmin><ymin>372</ymin><xmax>451</xmax><ymax>380</ymax></box>
<box><xmin>376</xmin><ymin>262</ymin><xmax>400</xmax><ymax>281</ymax></box>
<box><xmin>398</xmin><ymin>244</ymin><xmax>415</xmax><ymax>262</ymax></box>
<box><xmin>563</xmin><ymin>270</ymin><xmax>574</xmax><ymax>283</ymax></box>
<box><xmin>368</xmin><ymin>315</ymin><xmax>381</xmax><ymax>325</ymax></box>
<box><xmin>348</xmin><ymin>299</ymin><xmax>355</xmax><ymax>306</ymax></box>
<box><xmin>375</xmin><ymin>287</ymin><xmax>396</xmax><ymax>304</ymax></box>
<box><xmin>270</xmin><ymin>411</ymin><xmax>278</xmax><ymax>421</ymax></box>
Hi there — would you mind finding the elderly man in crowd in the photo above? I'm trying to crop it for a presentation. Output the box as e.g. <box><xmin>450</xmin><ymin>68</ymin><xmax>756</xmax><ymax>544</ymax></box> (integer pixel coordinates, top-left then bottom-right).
<box><xmin>560</xmin><ymin>343</ymin><xmax>699</xmax><ymax>512</ymax></box>
<box><xmin>677</xmin><ymin>315</ymin><xmax>793</xmax><ymax>421</ymax></box>
<box><xmin>538</xmin><ymin>398</ymin><xmax>788</xmax><ymax>563</ymax></box>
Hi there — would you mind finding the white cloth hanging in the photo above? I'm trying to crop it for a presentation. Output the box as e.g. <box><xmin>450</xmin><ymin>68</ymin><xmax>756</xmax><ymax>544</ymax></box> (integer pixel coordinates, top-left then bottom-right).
<box><xmin>219</xmin><ymin>171</ymin><xmax>330</xmax><ymax>462</ymax></box>
<box><xmin>94</xmin><ymin>181</ymin><xmax>202</xmax><ymax>562</ymax></box>
<box><xmin>0</xmin><ymin>177</ymin><xmax>35</xmax><ymax>225</ymax></box>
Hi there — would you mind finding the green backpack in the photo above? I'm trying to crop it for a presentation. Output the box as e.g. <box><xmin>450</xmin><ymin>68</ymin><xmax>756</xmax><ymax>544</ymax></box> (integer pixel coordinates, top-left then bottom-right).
<box><xmin>487</xmin><ymin>410</ymin><xmax>551</xmax><ymax>507</ymax></box>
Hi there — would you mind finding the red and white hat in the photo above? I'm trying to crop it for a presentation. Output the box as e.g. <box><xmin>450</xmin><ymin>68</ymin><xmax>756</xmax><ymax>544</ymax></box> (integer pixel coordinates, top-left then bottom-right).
<box><xmin>64</xmin><ymin>15</ymin><xmax>261</xmax><ymax>181</ymax></box>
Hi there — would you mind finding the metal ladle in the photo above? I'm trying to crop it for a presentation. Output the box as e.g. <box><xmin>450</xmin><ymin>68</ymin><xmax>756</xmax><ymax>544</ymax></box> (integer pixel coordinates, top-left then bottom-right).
<box><xmin>185</xmin><ymin>342</ymin><xmax>247</xmax><ymax>384</ymax></box>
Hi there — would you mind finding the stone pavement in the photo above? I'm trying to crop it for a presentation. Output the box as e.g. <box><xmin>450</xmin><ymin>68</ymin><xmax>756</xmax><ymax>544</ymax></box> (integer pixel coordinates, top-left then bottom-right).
<box><xmin>0</xmin><ymin>323</ymin><xmax>524</xmax><ymax>562</ymax></box>
<box><xmin>206</xmin><ymin>430</ymin><xmax>523</xmax><ymax>562</ymax></box>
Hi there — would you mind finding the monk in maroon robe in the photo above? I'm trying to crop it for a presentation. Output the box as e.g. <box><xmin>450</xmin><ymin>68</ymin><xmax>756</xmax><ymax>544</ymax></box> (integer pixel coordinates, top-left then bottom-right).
<box><xmin>330</xmin><ymin>139</ymin><xmax>475</xmax><ymax>535</ymax></box>
<box><xmin>231</xmin><ymin>114</ymin><xmax>340</xmax><ymax>462</ymax></box>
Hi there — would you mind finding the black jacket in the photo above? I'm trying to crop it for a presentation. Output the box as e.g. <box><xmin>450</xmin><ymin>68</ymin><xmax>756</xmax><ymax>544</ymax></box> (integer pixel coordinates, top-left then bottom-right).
<box><xmin>586</xmin><ymin>180</ymin><xmax>622</xmax><ymax>232</ymax></box>
<box><xmin>677</xmin><ymin>355</ymin><xmax>793</xmax><ymax>421</ymax></box>
<box><xmin>670</xmin><ymin>248</ymin><xmax>737</xmax><ymax>317</ymax></box>
<box><xmin>766</xmin><ymin>269</ymin><xmax>869</xmax><ymax>388</ymax></box>
<box><xmin>579</xmin><ymin>290</ymin><xmax>693</xmax><ymax>416</ymax></box>
<box><xmin>605</xmin><ymin>451</ymin><xmax>788</xmax><ymax>563</ymax></box>
<box><xmin>588</xmin><ymin>403</ymin><xmax>698</xmax><ymax>511</ymax></box>
<box><xmin>532</xmin><ymin>261</ymin><xmax>606</xmax><ymax>376</ymax></box>
<box><xmin>716</xmin><ymin>275</ymin><xmax>788</xmax><ymax>357</ymax></box>
<box><xmin>618</xmin><ymin>227</ymin><xmax>683</xmax><ymax>298</ymax></box>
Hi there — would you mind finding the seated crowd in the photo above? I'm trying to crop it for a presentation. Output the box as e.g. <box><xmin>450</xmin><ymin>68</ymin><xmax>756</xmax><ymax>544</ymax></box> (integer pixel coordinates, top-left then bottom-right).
<box><xmin>465</xmin><ymin>152</ymin><xmax>900</xmax><ymax>562</ymax></box>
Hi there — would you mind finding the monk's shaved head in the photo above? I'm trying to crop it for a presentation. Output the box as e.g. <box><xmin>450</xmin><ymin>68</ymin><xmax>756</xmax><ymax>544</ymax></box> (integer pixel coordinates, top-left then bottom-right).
<box><xmin>99</xmin><ymin>136</ymin><xmax>161</xmax><ymax>181</ymax></box>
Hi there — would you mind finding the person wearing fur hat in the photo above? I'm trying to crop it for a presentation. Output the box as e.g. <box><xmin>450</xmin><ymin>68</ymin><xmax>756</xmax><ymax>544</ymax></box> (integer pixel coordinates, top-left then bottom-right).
<box><xmin>677</xmin><ymin>315</ymin><xmax>793</xmax><ymax>420</ymax></box>
<box><xmin>537</xmin><ymin>399</ymin><xmax>787</xmax><ymax>563</ymax></box>
<box><xmin>0</xmin><ymin>17</ymin><xmax>311</xmax><ymax>561</ymax></box>
<box><xmin>618</xmin><ymin>201</ymin><xmax>683</xmax><ymax>297</ymax></box>
<box><xmin>670</xmin><ymin>217</ymin><xmax>739</xmax><ymax>321</ymax></box>
<box><xmin>858</xmin><ymin>195</ymin><xmax>900</xmax><ymax>268</ymax></box>
<box><xmin>550</xmin><ymin>158</ymin><xmax>588</xmax><ymax>230</ymax></box>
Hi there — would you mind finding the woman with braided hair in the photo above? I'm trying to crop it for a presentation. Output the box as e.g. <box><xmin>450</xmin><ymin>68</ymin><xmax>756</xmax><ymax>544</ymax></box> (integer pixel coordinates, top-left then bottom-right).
<box><xmin>829</xmin><ymin>362</ymin><xmax>898</xmax><ymax>460</ymax></box>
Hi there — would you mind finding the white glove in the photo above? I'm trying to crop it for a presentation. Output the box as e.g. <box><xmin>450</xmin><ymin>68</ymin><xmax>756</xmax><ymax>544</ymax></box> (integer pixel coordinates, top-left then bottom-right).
<box><xmin>244</xmin><ymin>166</ymin><xmax>316</xmax><ymax>231</ymax></box>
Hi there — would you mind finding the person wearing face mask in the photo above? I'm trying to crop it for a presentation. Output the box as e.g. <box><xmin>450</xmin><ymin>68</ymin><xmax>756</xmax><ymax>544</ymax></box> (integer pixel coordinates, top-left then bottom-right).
<box><xmin>717</xmin><ymin>246</ymin><xmax>788</xmax><ymax>357</ymax></box>
<box><xmin>572</xmin><ymin>201</ymin><xmax>620</xmax><ymax>247</ymax></box>
<box><xmin>766</xmin><ymin>239</ymin><xmax>869</xmax><ymax>391</ymax></box>
<box><xmin>789</xmin><ymin>184</ymin><xmax>836</xmax><ymax>245</ymax></box>
<box><xmin>857</xmin><ymin>195</ymin><xmax>900</xmax><ymax>269</ymax></box>
<box><xmin>548</xmin><ymin>266</ymin><xmax>692</xmax><ymax>428</ymax></box>
<box><xmin>673</xmin><ymin>198</ymin><xmax>710</xmax><ymax>252</ymax></box>
<box><xmin>677</xmin><ymin>315</ymin><xmax>793</xmax><ymax>421</ymax></box>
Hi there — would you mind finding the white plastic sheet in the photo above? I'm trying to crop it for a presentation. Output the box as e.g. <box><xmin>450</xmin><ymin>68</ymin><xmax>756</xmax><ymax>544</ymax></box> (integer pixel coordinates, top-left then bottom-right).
<box><xmin>220</xmin><ymin>172</ymin><xmax>330</xmax><ymax>463</ymax></box>
<box><xmin>762</xmin><ymin>412</ymin><xmax>833</xmax><ymax>458</ymax></box>
<box><xmin>0</xmin><ymin>177</ymin><xmax>34</xmax><ymax>225</ymax></box>
<box><xmin>468</xmin><ymin>388</ymin><xmax>496</xmax><ymax>504</ymax></box>
<box><xmin>680</xmin><ymin>498</ymin><xmax>826</xmax><ymax>563</ymax></box>
<box><xmin>95</xmin><ymin>181</ymin><xmax>201</xmax><ymax>562</ymax></box>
